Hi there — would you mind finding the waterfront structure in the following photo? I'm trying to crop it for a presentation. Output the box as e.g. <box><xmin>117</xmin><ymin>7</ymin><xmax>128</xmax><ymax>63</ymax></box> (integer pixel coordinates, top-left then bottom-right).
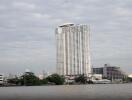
<box><xmin>0</xmin><ymin>74</ymin><xmax>4</xmax><ymax>85</ymax></box>
<box><xmin>92</xmin><ymin>74</ymin><xmax>102</xmax><ymax>80</ymax></box>
<box><xmin>56</xmin><ymin>23</ymin><xmax>91</xmax><ymax>76</ymax></box>
<box><xmin>93</xmin><ymin>64</ymin><xmax>126</xmax><ymax>80</ymax></box>
<box><xmin>93</xmin><ymin>68</ymin><xmax>103</xmax><ymax>74</ymax></box>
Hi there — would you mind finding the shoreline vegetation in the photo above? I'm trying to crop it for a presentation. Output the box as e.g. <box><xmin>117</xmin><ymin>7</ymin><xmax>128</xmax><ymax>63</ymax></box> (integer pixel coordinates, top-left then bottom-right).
<box><xmin>6</xmin><ymin>72</ymin><xmax>65</xmax><ymax>86</ymax></box>
<box><xmin>1</xmin><ymin>72</ymin><xmax>132</xmax><ymax>87</ymax></box>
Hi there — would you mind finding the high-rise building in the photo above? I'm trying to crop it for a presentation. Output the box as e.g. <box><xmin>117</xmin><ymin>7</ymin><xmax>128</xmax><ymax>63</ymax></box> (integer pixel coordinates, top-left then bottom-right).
<box><xmin>56</xmin><ymin>23</ymin><xmax>91</xmax><ymax>76</ymax></box>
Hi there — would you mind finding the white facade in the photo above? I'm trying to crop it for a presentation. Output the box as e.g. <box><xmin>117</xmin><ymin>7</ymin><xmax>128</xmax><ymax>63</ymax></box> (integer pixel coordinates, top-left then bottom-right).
<box><xmin>92</xmin><ymin>74</ymin><xmax>102</xmax><ymax>80</ymax></box>
<box><xmin>0</xmin><ymin>74</ymin><xmax>4</xmax><ymax>85</ymax></box>
<box><xmin>56</xmin><ymin>23</ymin><xmax>91</xmax><ymax>76</ymax></box>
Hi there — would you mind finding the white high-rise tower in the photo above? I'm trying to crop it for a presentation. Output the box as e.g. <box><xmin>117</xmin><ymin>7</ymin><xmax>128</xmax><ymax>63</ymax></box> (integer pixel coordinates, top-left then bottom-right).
<box><xmin>56</xmin><ymin>23</ymin><xmax>91</xmax><ymax>76</ymax></box>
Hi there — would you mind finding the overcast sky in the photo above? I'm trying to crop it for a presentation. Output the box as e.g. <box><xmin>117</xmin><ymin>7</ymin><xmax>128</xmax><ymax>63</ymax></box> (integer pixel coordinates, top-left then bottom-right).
<box><xmin>0</xmin><ymin>0</ymin><xmax>132</xmax><ymax>75</ymax></box>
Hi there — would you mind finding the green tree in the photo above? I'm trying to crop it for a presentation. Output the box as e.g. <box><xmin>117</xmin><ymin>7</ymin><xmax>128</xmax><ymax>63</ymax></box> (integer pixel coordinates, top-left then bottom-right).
<box><xmin>46</xmin><ymin>74</ymin><xmax>65</xmax><ymax>85</ymax></box>
<box><xmin>20</xmin><ymin>72</ymin><xmax>40</xmax><ymax>86</ymax></box>
<box><xmin>40</xmin><ymin>78</ymin><xmax>48</xmax><ymax>85</ymax></box>
<box><xmin>75</xmin><ymin>74</ymin><xmax>87</xmax><ymax>84</ymax></box>
<box><xmin>127</xmin><ymin>77</ymin><xmax>132</xmax><ymax>82</ymax></box>
<box><xmin>8</xmin><ymin>76</ymin><xmax>20</xmax><ymax>85</ymax></box>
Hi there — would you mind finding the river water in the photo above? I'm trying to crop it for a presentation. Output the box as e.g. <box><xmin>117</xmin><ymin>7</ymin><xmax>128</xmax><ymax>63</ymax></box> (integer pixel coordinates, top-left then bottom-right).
<box><xmin>0</xmin><ymin>84</ymin><xmax>132</xmax><ymax>100</ymax></box>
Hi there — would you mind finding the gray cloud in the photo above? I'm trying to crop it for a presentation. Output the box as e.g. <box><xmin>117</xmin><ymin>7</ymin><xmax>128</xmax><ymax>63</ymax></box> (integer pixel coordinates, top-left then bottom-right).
<box><xmin>0</xmin><ymin>0</ymin><xmax>132</xmax><ymax>75</ymax></box>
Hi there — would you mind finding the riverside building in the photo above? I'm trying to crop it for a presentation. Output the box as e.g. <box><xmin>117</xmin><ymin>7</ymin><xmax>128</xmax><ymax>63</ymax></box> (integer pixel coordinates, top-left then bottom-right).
<box><xmin>56</xmin><ymin>23</ymin><xmax>91</xmax><ymax>76</ymax></box>
<box><xmin>0</xmin><ymin>74</ymin><xmax>4</xmax><ymax>85</ymax></box>
<box><xmin>93</xmin><ymin>64</ymin><xmax>126</xmax><ymax>80</ymax></box>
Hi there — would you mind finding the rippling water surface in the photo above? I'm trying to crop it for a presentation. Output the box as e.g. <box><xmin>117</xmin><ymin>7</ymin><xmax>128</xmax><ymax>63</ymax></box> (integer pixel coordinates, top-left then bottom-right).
<box><xmin>0</xmin><ymin>84</ymin><xmax>132</xmax><ymax>100</ymax></box>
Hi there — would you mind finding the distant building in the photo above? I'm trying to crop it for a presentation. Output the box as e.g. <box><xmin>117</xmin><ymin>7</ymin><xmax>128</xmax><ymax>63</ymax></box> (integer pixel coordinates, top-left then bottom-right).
<box><xmin>38</xmin><ymin>72</ymin><xmax>49</xmax><ymax>80</ymax></box>
<box><xmin>92</xmin><ymin>67</ymin><xmax>103</xmax><ymax>74</ymax></box>
<box><xmin>93</xmin><ymin>64</ymin><xmax>126</xmax><ymax>80</ymax></box>
<box><xmin>92</xmin><ymin>74</ymin><xmax>102</xmax><ymax>80</ymax></box>
<box><xmin>7</xmin><ymin>74</ymin><xmax>16</xmax><ymax>79</ymax></box>
<box><xmin>56</xmin><ymin>23</ymin><xmax>91</xmax><ymax>76</ymax></box>
<box><xmin>0</xmin><ymin>74</ymin><xmax>4</xmax><ymax>85</ymax></box>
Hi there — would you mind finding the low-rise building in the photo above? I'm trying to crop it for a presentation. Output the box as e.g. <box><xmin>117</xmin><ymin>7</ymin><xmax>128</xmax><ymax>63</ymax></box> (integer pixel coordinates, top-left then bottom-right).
<box><xmin>65</xmin><ymin>76</ymin><xmax>75</xmax><ymax>84</ymax></box>
<box><xmin>91</xmin><ymin>74</ymin><xmax>102</xmax><ymax>80</ymax></box>
<box><xmin>92</xmin><ymin>68</ymin><xmax>103</xmax><ymax>74</ymax></box>
<box><xmin>93</xmin><ymin>64</ymin><xmax>126</xmax><ymax>81</ymax></box>
<box><xmin>0</xmin><ymin>74</ymin><xmax>4</xmax><ymax>85</ymax></box>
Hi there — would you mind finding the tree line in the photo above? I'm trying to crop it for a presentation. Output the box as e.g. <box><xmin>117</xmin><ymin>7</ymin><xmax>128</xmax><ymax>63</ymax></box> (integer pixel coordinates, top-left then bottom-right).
<box><xmin>7</xmin><ymin>72</ymin><xmax>65</xmax><ymax>86</ymax></box>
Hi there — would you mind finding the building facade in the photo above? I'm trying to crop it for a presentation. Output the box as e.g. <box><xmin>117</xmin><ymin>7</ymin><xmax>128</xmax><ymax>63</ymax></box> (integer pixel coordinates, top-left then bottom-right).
<box><xmin>56</xmin><ymin>23</ymin><xmax>91</xmax><ymax>76</ymax></box>
<box><xmin>0</xmin><ymin>74</ymin><xmax>4</xmax><ymax>85</ymax></box>
<box><xmin>92</xmin><ymin>67</ymin><xmax>103</xmax><ymax>74</ymax></box>
<box><xmin>93</xmin><ymin>64</ymin><xmax>126</xmax><ymax>80</ymax></box>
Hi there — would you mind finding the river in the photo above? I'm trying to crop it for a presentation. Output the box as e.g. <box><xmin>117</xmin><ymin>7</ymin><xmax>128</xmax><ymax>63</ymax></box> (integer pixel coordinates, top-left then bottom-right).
<box><xmin>0</xmin><ymin>84</ymin><xmax>132</xmax><ymax>100</ymax></box>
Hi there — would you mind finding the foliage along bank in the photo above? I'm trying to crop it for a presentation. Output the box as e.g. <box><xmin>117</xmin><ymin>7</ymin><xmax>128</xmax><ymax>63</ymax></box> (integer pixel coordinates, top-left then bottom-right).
<box><xmin>7</xmin><ymin>72</ymin><xmax>65</xmax><ymax>86</ymax></box>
